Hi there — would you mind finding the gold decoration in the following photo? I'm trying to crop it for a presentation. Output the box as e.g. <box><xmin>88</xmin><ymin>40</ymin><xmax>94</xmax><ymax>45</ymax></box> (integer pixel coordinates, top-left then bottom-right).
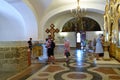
<box><xmin>45</xmin><ymin>24</ymin><xmax>59</xmax><ymax>40</ymax></box>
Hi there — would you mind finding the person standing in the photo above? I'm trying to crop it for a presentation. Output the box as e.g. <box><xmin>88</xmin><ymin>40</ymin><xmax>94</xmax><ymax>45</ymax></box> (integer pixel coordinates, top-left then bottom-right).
<box><xmin>46</xmin><ymin>38</ymin><xmax>51</xmax><ymax>64</ymax></box>
<box><xmin>101</xmin><ymin>34</ymin><xmax>105</xmax><ymax>45</ymax></box>
<box><xmin>46</xmin><ymin>38</ymin><xmax>56</xmax><ymax>64</ymax></box>
<box><xmin>28</xmin><ymin>38</ymin><xmax>33</xmax><ymax>53</ymax></box>
<box><xmin>93</xmin><ymin>38</ymin><xmax>96</xmax><ymax>52</ymax></box>
<box><xmin>50</xmin><ymin>39</ymin><xmax>56</xmax><ymax>64</ymax></box>
<box><xmin>64</xmin><ymin>39</ymin><xmax>70</xmax><ymax>62</ymax></box>
<box><xmin>27</xmin><ymin>38</ymin><xmax>33</xmax><ymax>60</ymax></box>
<box><xmin>95</xmin><ymin>34</ymin><xmax>104</xmax><ymax>60</ymax></box>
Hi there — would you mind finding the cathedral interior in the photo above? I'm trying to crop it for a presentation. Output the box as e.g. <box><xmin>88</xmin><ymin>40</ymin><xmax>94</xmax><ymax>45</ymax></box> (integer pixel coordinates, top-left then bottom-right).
<box><xmin>0</xmin><ymin>0</ymin><xmax>120</xmax><ymax>80</ymax></box>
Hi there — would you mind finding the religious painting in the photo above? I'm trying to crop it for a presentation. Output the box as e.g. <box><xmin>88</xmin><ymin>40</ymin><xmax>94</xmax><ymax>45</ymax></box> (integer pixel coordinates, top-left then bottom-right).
<box><xmin>105</xmin><ymin>16</ymin><xmax>108</xmax><ymax>33</ymax></box>
<box><xmin>116</xmin><ymin>3</ymin><xmax>120</xmax><ymax>13</ymax></box>
<box><xmin>118</xmin><ymin>19</ymin><xmax>120</xmax><ymax>46</ymax></box>
<box><xmin>105</xmin><ymin>4</ymin><xmax>109</xmax><ymax>12</ymax></box>
<box><xmin>62</xmin><ymin>17</ymin><xmax>101</xmax><ymax>32</ymax></box>
<box><xmin>104</xmin><ymin>15</ymin><xmax>109</xmax><ymax>42</ymax></box>
<box><xmin>113</xmin><ymin>0</ymin><xmax>116</xmax><ymax>4</ymax></box>
<box><xmin>110</xmin><ymin>6</ymin><xmax>114</xmax><ymax>17</ymax></box>
<box><xmin>104</xmin><ymin>3</ymin><xmax>109</xmax><ymax>15</ymax></box>
<box><xmin>109</xmin><ymin>22</ymin><xmax>113</xmax><ymax>42</ymax></box>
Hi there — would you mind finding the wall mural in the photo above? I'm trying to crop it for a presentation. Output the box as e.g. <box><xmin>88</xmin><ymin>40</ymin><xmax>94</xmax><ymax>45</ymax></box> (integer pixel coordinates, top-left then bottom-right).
<box><xmin>62</xmin><ymin>17</ymin><xmax>101</xmax><ymax>32</ymax></box>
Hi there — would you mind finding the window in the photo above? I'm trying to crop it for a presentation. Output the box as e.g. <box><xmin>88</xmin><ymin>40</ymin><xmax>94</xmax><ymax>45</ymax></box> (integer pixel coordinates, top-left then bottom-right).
<box><xmin>77</xmin><ymin>32</ymin><xmax>81</xmax><ymax>43</ymax></box>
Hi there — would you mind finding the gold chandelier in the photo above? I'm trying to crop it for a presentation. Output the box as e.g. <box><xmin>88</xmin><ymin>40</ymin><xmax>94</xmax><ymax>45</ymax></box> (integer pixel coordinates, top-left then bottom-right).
<box><xmin>71</xmin><ymin>0</ymin><xmax>86</xmax><ymax>31</ymax></box>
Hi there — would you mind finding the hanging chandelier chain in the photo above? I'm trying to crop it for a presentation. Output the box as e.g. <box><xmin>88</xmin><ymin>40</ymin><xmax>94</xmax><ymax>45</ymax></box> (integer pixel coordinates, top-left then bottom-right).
<box><xmin>71</xmin><ymin>0</ymin><xmax>86</xmax><ymax>19</ymax></box>
<box><xmin>71</xmin><ymin>0</ymin><xmax>86</xmax><ymax>31</ymax></box>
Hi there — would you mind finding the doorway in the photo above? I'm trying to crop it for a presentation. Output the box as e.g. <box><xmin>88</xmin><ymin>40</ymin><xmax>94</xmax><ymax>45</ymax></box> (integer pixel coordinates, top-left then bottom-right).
<box><xmin>76</xmin><ymin>31</ymin><xmax>86</xmax><ymax>49</ymax></box>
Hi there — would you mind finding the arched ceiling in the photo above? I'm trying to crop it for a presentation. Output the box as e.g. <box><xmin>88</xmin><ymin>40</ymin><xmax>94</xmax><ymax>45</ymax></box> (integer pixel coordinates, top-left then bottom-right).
<box><xmin>0</xmin><ymin>0</ymin><xmax>106</xmax><ymax>40</ymax></box>
<box><xmin>23</xmin><ymin>0</ymin><xmax>106</xmax><ymax>27</ymax></box>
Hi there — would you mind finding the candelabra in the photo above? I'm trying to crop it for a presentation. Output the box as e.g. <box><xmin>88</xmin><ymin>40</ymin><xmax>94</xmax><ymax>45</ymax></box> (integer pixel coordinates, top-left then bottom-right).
<box><xmin>71</xmin><ymin>0</ymin><xmax>86</xmax><ymax>31</ymax></box>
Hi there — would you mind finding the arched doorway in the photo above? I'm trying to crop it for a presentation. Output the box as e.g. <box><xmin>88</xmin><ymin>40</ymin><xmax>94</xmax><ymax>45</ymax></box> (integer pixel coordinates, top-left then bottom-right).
<box><xmin>76</xmin><ymin>31</ymin><xmax>86</xmax><ymax>49</ymax></box>
<box><xmin>62</xmin><ymin>17</ymin><xmax>101</xmax><ymax>49</ymax></box>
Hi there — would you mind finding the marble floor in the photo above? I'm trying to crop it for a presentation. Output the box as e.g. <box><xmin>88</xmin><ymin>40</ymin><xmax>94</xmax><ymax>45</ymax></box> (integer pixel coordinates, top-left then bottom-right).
<box><xmin>4</xmin><ymin>49</ymin><xmax>120</xmax><ymax>80</ymax></box>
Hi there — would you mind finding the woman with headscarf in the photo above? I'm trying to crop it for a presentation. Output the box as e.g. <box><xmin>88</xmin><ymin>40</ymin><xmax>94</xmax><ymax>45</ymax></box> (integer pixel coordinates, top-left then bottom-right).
<box><xmin>95</xmin><ymin>34</ymin><xmax>104</xmax><ymax>60</ymax></box>
<box><xmin>64</xmin><ymin>39</ymin><xmax>70</xmax><ymax>62</ymax></box>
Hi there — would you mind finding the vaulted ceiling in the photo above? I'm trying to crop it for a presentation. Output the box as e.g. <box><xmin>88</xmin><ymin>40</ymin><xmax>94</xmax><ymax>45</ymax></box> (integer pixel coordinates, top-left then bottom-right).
<box><xmin>0</xmin><ymin>0</ymin><xmax>106</xmax><ymax>40</ymax></box>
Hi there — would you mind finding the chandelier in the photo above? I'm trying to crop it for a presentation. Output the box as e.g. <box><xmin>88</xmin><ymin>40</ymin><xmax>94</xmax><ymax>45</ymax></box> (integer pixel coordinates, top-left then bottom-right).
<box><xmin>71</xmin><ymin>0</ymin><xmax>86</xmax><ymax>31</ymax></box>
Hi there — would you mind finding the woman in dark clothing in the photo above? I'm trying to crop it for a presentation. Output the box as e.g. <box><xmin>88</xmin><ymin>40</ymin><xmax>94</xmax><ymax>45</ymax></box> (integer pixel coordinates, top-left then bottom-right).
<box><xmin>50</xmin><ymin>39</ymin><xmax>55</xmax><ymax>64</ymax></box>
<box><xmin>46</xmin><ymin>38</ymin><xmax>56</xmax><ymax>64</ymax></box>
<box><xmin>51</xmin><ymin>39</ymin><xmax>55</xmax><ymax>56</ymax></box>
<box><xmin>28</xmin><ymin>38</ymin><xmax>32</xmax><ymax>53</ymax></box>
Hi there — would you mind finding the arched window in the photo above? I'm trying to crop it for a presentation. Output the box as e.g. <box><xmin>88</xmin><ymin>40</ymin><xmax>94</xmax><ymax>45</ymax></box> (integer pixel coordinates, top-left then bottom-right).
<box><xmin>77</xmin><ymin>32</ymin><xmax>81</xmax><ymax>43</ymax></box>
